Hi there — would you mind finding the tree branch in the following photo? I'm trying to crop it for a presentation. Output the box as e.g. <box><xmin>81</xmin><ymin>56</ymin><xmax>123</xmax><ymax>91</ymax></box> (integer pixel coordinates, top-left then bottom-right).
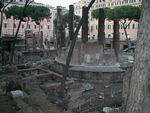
<box><xmin>127</xmin><ymin>20</ymin><xmax>132</xmax><ymax>27</ymax></box>
<box><xmin>3</xmin><ymin>1</ymin><xmax>13</xmax><ymax>11</ymax></box>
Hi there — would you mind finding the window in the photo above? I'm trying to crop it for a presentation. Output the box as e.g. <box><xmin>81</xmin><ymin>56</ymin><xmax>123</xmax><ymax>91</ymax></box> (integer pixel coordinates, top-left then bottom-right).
<box><xmin>41</xmin><ymin>25</ymin><xmax>43</xmax><ymax>29</ymax></box>
<box><xmin>121</xmin><ymin>24</ymin><xmax>123</xmax><ymax>29</ymax></box>
<box><xmin>4</xmin><ymin>23</ymin><xmax>7</xmax><ymax>28</ymax></box>
<box><xmin>34</xmin><ymin>25</ymin><xmax>36</xmax><ymax>29</ymax></box>
<box><xmin>14</xmin><ymin>24</ymin><xmax>16</xmax><ymax>28</ymax></box>
<box><xmin>3</xmin><ymin>16</ymin><xmax>6</xmax><ymax>20</ymax></box>
<box><xmin>47</xmin><ymin>18</ymin><xmax>50</xmax><ymax>22</ymax></box>
<box><xmin>91</xmin><ymin>25</ymin><xmax>93</xmax><ymax>32</ymax></box>
<box><xmin>124</xmin><ymin>0</ymin><xmax>127</xmax><ymax>3</ymax></box>
<box><xmin>96</xmin><ymin>25</ymin><xmax>98</xmax><ymax>30</ymax></box>
<box><xmin>108</xmin><ymin>24</ymin><xmax>111</xmax><ymax>29</ymax></box>
<box><xmin>128</xmin><ymin>25</ymin><xmax>130</xmax><ymax>29</ymax></box>
<box><xmin>28</xmin><ymin>24</ymin><xmax>30</xmax><ymax>29</ymax></box>
<box><xmin>40</xmin><ymin>19</ymin><xmax>43</xmax><ymax>22</ymax></box>
<box><xmin>47</xmin><ymin>25</ymin><xmax>50</xmax><ymax>29</ymax></box>
<box><xmin>22</xmin><ymin>24</ymin><xmax>24</xmax><ymax>29</ymax></box>
<box><xmin>132</xmin><ymin>24</ymin><xmax>135</xmax><ymax>29</ymax></box>
<box><xmin>108</xmin><ymin>34</ymin><xmax>111</xmax><ymax>38</ymax></box>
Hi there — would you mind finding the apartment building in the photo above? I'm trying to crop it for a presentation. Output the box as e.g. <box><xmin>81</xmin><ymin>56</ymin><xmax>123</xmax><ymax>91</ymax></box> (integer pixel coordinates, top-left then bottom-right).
<box><xmin>1</xmin><ymin>0</ymin><xmax>54</xmax><ymax>41</ymax></box>
<box><xmin>73</xmin><ymin>0</ymin><xmax>142</xmax><ymax>40</ymax></box>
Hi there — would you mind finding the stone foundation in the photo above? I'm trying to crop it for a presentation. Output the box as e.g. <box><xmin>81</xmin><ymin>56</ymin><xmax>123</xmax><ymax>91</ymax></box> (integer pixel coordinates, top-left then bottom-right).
<box><xmin>57</xmin><ymin>40</ymin><xmax>117</xmax><ymax>66</ymax></box>
<box><xmin>51</xmin><ymin>59</ymin><xmax>125</xmax><ymax>83</ymax></box>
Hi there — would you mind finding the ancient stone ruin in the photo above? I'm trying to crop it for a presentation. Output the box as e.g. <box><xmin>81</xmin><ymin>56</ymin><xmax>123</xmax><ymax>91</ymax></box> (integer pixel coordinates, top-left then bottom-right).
<box><xmin>0</xmin><ymin>0</ymin><xmax>144</xmax><ymax>113</ymax></box>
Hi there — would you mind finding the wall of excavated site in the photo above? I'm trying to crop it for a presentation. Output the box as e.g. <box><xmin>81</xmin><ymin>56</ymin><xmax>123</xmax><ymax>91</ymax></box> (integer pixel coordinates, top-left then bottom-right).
<box><xmin>58</xmin><ymin>41</ymin><xmax>103</xmax><ymax>65</ymax></box>
<box><xmin>23</xmin><ymin>50</ymin><xmax>57</xmax><ymax>59</ymax></box>
<box><xmin>50</xmin><ymin>60</ymin><xmax>125</xmax><ymax>83</ymax></box>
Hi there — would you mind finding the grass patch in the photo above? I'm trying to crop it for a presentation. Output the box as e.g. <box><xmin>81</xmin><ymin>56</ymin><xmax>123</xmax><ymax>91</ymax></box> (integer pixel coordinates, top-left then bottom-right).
<box><xmin>34</xmin><ymin>101</ymin><xmax>41</xmax><ymax>107</ymax></box>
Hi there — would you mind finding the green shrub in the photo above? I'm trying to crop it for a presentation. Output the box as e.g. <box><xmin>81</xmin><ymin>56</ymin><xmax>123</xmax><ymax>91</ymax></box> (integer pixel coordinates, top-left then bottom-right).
<box><xmin>34</xmin><ymin>101</ymin><xmax>41</xmax><ymax>107</ymax></box>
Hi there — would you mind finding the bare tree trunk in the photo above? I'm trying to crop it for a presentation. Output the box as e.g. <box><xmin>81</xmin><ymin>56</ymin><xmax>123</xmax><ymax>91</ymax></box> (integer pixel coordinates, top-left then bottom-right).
<box><xmin>125</xmin><ymin>0</ymin><xmax>150</xmax><ymax>113</ymax></box>
<box><xmin>26</xmin><ymin>17</ymin><xmax>29</xmax><ymax>30</ymax></box>
<box><xmin>113</xmin><ymin>20</ymin><xmax>119</xmax><ymax>61</ymax></box>
<box><xmin>60</xmin><ymin>0</ymin><xmax>95</xmax><ymax>98</ymax></box>
<box><xmin>123</xmin><ymin>25</ymin><xmax>129</xmax><ymax>47</ymax></box>
<box><xmin>9</xmin><ymin>0</ymin><xmax>30</xmax><ymax>65</ymax></box>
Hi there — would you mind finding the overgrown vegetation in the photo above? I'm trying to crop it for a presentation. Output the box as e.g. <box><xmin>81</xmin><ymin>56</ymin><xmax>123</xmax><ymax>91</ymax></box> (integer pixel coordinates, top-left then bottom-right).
<box><xmin>34</xmin><ymin>101</ymin><xmax>41</xmax><ymax>107</ymax></box>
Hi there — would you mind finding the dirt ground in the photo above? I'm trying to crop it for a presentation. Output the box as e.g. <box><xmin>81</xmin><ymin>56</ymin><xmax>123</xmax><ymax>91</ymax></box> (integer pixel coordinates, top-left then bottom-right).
<box><xmin>0</xmin><ymin>66</ymin><xmax>123</xmax><ymax>113</ymax></box>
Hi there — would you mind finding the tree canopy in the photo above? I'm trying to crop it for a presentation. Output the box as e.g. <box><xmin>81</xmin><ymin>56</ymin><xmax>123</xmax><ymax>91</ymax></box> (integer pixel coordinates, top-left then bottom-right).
<box><xmin>92</xmin><ymin>5</ymin><xmax>141</xmax><ymax>21</ymax></box>
<box><xmin>27</xmin><ymin>5</ymin><xmax>50</xmax><ymax>22</ymax></box>
<box><xmin>4</xmin><ymin>5</ymin><xmax>23</xmax><ymax>19</ymax></box>
<box><xmin>54</xmin><ymin>13</ymin><xmax>80</xmax><ymax>27</ymax></box>
<box><xmin>4</xmin><ymin>5</ymin><xmax>51</xmax><ymax>24</ymax></box>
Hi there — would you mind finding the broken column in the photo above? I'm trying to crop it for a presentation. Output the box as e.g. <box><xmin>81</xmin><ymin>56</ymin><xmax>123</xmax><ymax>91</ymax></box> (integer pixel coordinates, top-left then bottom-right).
<box><xmin>98</xmin><ymin>8</ymin><xmax>105</xmax><ymax>46</ymax></box>
<box><xmin>33</xmin><ymin>34</ymin><xmax>36</xmax><ymax>50</ymax></box>
<box><xmin>40</xmin><ymin>31</ymin><xmax>44</xmax><ymax>49</ymax></box>
<box><xmin>113</xmin><ymin>20</ymin><xmax>119</xmax><ymax>61</ymax></box>
<box><xmin>82</xmin><ymin>6</ymin><xmax>88</xmax><ymax>43</ymax></box>
<box><xmin>56</xmin><ymin>6</ymin><xmax>65</xmax><ymax>48</ymax></box>
<box><xmin>1</xmin><ymin>50</ymin><xmax>5</xmax><ymax>65</ymax></box>
<box><xmin>69</xmin><ymin>5</ymin><xmax>74</xmax><ymax>40</ymax></box>
<box><xmin>98</xmin><ymin>8</ymin><xmax>105</xmax><ymax>64</ymax></box>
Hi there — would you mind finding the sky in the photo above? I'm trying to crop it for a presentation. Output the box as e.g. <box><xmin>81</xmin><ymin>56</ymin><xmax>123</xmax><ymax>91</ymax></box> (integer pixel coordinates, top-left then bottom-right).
<box><xmin>34</xmin><ymin>0</ymin><xmax>80</xmax><ymax>9</ymax></box>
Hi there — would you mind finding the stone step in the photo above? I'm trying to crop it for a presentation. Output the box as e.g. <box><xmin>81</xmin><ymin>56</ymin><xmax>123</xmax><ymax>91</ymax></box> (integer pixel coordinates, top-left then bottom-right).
<box><xmin>40</xmin><ymin>80</ymin><xmax>74</xmax><ymax>91</ymax></box>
